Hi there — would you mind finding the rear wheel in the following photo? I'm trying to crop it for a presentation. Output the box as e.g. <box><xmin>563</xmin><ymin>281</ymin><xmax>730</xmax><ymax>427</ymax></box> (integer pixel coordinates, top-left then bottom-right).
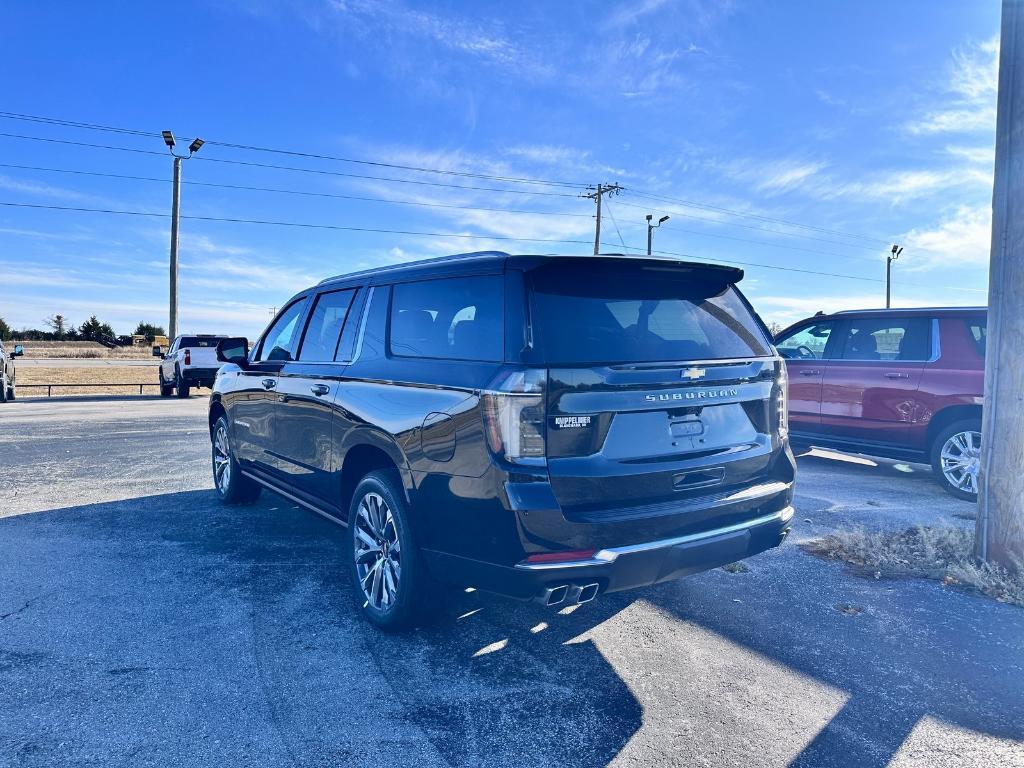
<box><xmin>175</xmin><ymin>368</ymin><xmax>190</xmax><ymax>399</ymax></box>
<box><xmin>931</xmin><ymin>419</ymin><xmax>982</xmax><ymax>501</ymax></box>
<box><xmin>349</xmin><ymin>470</ymin><xmax>433</xmax><ymax>631</ymax></box>
<box><xmin>211</xmin><ymin>416</ymin><xmax>261</xmax><ymax>504</ymax></box>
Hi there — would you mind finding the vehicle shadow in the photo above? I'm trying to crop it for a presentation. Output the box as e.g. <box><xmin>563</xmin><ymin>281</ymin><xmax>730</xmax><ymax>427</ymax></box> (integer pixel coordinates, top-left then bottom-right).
<box><xmin>1</xmin><ymin>490</ymin><xmax>1020</xmax><ymax>767</ymax></box>
<box><xmin>0</xmin><ymin>490</ymin><xmax>640</xmax><ymax>768</ymax></box>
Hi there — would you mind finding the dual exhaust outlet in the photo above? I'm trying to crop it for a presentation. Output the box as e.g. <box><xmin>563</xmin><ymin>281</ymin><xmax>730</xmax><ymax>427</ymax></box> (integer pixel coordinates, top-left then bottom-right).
<box><xmin>535</xmin><ymin>583</ymin><xmax>600</xmax><ymax>608</ymax></box>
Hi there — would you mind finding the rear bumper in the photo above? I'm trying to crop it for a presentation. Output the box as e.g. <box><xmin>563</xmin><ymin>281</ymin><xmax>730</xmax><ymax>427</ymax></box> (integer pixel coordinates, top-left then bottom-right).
<box><xmin>422</xmin><ymin>501</ymin><xmax>793</xmax><ymax>601</ymax></box>
<box><xmin>180</xmin><ymin>367</ymin><xmax>219</xmax><ymax>385</ymax></box>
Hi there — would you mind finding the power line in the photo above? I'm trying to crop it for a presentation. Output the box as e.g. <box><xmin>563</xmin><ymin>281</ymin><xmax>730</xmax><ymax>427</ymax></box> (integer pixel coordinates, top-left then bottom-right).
<box><xmin>0</xmin><ymin>200</ymin><xmax>887</xmax><ymax>283</ymax></box>
<box><xmin>0</xmin><ymin>132</ymin><xmax>581</xmax><ymax>198</ymax></box>
<box><xmin>614</xmin><ymin>197</ymin><xmax>881</xmax><ymax>252</ymax></box>
<box><xmin>628</xmin><ymin>189</ymin><xmax>891</xmax><ymax>246</ymax></box>
<box><xmin>0</xmin><ymin>111</ymin><xmax>586</xmax><ymax>188</ymax></box>
<box><xmin>0</xmin><ymin>163</ymin><xmax>595</xmax><ymax>218</ymax></box>
<box><xmin>0</xmin><ymin>111</ymin><xmax>892</xmax><ymax>246</ymax></box>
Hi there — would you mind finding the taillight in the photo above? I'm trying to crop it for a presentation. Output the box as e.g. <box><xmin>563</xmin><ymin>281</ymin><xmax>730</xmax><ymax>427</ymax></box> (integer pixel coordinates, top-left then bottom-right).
<box><xmin>776</xmin><ymin>360</ymin><xmax>788</xmax><ymax>439</ymax></box>
<box><xmin>184</xmin><ymin>349</ymin><xmax>191</xmax><ymax>366</ymax></box>
<box><xmin>481</xmin><ymin>368</ymin><xmax>547</xmax><ymax>463</ymax></box>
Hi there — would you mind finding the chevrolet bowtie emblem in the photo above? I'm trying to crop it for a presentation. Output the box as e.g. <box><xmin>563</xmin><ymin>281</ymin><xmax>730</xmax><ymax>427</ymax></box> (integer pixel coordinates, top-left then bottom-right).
<box><xmin>682</xmin><ymin>367</ymin><xmax>706</xmax><ymax>380</ymax></box>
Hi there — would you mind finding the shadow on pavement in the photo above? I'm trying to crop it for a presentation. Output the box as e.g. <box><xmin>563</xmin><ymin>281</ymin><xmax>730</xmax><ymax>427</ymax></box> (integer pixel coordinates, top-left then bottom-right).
<box><xmin>1</xmin><ymin>489</ymin><xmax>1021</xmax><ymax>766</ymax></box>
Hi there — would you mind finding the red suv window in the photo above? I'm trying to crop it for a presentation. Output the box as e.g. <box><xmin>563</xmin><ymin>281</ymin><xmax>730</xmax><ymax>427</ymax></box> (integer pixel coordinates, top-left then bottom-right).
<box><xmin>836</xmin><ymin>317</ymin><xmax>930</xmax><ymax>361</ymax></box>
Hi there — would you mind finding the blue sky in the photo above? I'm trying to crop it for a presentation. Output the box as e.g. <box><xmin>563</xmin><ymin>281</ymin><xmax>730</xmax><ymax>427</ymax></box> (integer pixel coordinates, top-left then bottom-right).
<box><xmin>0</xmin><ymin>0</ymin><xmax>1000</xmax><ymax>338</ymax></box>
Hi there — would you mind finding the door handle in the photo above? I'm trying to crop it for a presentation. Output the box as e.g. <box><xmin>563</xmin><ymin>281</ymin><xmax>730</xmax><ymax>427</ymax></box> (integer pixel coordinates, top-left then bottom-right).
<box><xmin>310</xmin><ymin>384</ymin><xmax>330</xmax><ymax>397</ymax></box>
<box><xmin>261</xmin><ymin>378</ymin><xmax>276</xmax><ymax>390</ymax></box>
<box><xmin>798</xmin><ymin>370</ymin><xmax>821</xmax><ymax>376</ymax></box>
<box><xmin>885</xmin><ymin>372</ymin><xmax>910</xmax><ymax>379</ymax></box>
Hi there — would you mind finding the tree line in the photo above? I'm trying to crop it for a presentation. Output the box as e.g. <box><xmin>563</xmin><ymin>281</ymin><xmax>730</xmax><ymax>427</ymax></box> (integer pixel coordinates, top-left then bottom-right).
<box><xmin>0</xmin><ymin>315</ymin><xmax>165</xmax><ymax>344</ymax></box>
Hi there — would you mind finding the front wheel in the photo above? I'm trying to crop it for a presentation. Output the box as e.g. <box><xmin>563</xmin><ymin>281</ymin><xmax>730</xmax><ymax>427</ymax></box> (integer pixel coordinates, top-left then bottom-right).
<box><xmin>931</xmin><ymin>420</ymin><xmax>982</xmax><ymax>501</ymax></box>
<box><xmin>159</xmin><ymin>370</ymin><xmax>173</xmax><ymax>397</ymax></box>
<box><xmin>0</xmin><ymin>373</ymin><xmax>7</xmax><ymax>403</ymax></box>
<box><xmin>211</xmin><ymin>417</ymin><xmax>261</xmax><ymax>504</ymax></box>
<box><xmin>349</xmin><ymin>470</ymin><xmax>433</xmax><ymax>631</ymax></box>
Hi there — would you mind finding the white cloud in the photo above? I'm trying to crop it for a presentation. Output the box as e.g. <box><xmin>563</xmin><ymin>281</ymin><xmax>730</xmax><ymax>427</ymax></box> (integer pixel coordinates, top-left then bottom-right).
<box><xmin>902</xmin><ymin>204</ymin><xmax>992</xmax><ymax>269</ymax></box>
<box><xmin>908</xmin><ymin>37</ymin><xmax>998</xmax><ymax>135</ymax></box>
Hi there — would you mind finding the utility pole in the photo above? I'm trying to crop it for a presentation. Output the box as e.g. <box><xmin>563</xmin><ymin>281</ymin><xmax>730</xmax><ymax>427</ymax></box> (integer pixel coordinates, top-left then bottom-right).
<box><xmin>161</xmin><ymin>130</ymin><xmax>205</xmax><ymax>341</ymax></box>
<box><xmin>646</xmin><ymin>214</ymin><xmax>670</xmax><ymax>256</ymax></box>
<box><xmin>584</xmin><ymin>183</ymin><xmax>624</xmax><ymax>255</ymax></box>
<box><xmin>885</xmin><ymin>245</ymin><xmax>902</xmax><ymax>308</ymax></box>
<box><xmin>977</xmin><ymin>0</ymin><xmax>1024</xmax><ymax>570</ymax></box>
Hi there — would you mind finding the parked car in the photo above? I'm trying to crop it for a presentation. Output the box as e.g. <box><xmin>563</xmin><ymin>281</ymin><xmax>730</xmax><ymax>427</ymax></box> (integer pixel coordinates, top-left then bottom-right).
<box><xmin>154</xmin><ymin>334</ymin><xmax>235</xmax><ymax>398</ymax></box>
<box><xmin>208</xmin><ymin>252</ymin><xmax>795</xmax><ymax>630</ymax></box>
<box><xmin>774</xmin><ymin>306</ymin><xmax>986</xmax><ymax>500</ymax></box>
<box><xmin>0</xmin><ymin>340</ymin><xmax>24</xmax><ymax>402</ymax></box>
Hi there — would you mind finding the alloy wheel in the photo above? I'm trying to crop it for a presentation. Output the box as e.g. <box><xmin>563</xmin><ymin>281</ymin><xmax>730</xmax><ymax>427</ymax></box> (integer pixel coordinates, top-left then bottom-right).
<box><xmin>213</xmin><ymin>424</ymin><xmax>232</xmax><ymax>493</ymax></box>
<box><xmin>940</xmin><ymin>429</ymin><xmax>981</xmax><ymax>495</ymax></box>
<box><xmin>354</xmin><ymin>491</ymin><xmax>402</xmax><ymax>611</ymax></box>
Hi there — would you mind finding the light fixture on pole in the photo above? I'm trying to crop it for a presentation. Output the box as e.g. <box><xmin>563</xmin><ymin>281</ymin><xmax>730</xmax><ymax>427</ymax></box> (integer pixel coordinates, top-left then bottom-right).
<box><xmin>162</xmin><ymin>129</ymin><xmax>205</xmax><ymax>340</ymax></box>
<box><xmin>886</xmin><ymin>244</ymin><xmax>903</xmax><ymax>309</ymax></box>
<box><xmin>646</xmin><ymin>214</ymin><xmax>670</xmax><ymax>255</ymax></box>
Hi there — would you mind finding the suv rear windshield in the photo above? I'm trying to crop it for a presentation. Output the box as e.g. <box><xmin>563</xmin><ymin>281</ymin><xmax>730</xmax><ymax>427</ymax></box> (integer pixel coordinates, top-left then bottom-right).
<box><xmin>179</xmin><ymin>336</ymin><xmax>225</xmax><ymax>348</ymax></box>
<box><xmin>527</xmin><ymin>261</ymin><xmax>770</xmax><ymax>364</ymax></box>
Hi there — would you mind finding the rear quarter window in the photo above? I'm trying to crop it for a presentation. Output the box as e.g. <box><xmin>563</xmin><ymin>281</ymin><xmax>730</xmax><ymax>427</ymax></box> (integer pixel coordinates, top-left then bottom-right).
<box><xmin>389</xmin><ymin>275</ymin><xmax>504</xmax><ymax>362</ymax></box>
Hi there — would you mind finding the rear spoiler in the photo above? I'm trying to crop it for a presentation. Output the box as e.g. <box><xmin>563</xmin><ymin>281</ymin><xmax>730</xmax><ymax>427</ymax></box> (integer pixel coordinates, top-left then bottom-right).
<box><xmin>512</xmin><ymin>254</ymin><xmax>745</xmax><ymax>283</ymax></box>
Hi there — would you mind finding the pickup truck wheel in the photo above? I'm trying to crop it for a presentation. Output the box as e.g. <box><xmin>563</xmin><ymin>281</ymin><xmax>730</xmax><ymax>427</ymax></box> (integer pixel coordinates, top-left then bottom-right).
<box><xmin>349</xmin><ymin>470</ymin><xmax>433</xmax><ymax>631</ymax></box>
<box><xmin>931</xmin><ymin>420</ymin><xmax>982</xmax><ymax>501</ymax></box>
<box><xmin>158</xmin><ymin>370</ymin><xmax>173</xmax><ymax>397</ymax></box>
<box><xmin>7</xmin><ymin>381</ymin><xmax>14</xmax><ymax>401</ymax></box>
<box><xmin>212</xmin><ymin>417</ymin><xmax>261</xmax><ymax>504</ymax></box>
<box><xmin>175</xmin><ymin>368</ymin><xmax>190</xmax><ymax>399</ymax></box>
<box><xmin>0</xmin><ymin>373</ymin><xmax>7</xmax><ymax>403</ymax></box>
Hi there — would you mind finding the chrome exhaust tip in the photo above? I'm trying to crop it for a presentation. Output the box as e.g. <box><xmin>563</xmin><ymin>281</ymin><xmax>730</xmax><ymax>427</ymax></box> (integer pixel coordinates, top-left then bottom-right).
<box><xmin>536</xmin><ymin>585</ymin><xmax>569</xmax><ymax>607</ymax></box>
<box><xmin>577</xmin><ymin>583</ymin><xmax>599</xmax><ymax>604</ymax></box>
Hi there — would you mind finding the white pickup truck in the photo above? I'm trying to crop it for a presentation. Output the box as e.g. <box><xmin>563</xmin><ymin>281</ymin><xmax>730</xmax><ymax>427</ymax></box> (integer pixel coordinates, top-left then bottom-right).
<box><xmin>154</xmin><ymin>335</ymin><xmax>234</xmax><ymax>398</ymax></box>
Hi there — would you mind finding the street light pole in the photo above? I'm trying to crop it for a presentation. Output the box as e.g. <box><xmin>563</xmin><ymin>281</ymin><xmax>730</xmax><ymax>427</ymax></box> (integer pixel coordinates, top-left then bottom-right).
<box><xmin>646</xmin><ymin>214</ymin><xmax>670</xmax><ymax>256</ymax></box>
<box><xmin>162</xmin><ymin>130</ymin><xmax>205</xmax><ymax>341</ymax></box>
<box><xmin>886</xmin><ymin>244</ymin><xmax>902</xmax><ymax>308</ymax></box>
<box><xmin>169</xmin><ymin>155</ymin><xmax>182</xmax><ymax>341</ymax></box>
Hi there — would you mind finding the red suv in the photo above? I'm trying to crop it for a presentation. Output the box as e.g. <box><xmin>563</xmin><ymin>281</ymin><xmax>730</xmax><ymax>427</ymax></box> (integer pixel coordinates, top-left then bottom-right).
<box><xmin>775</xmin><ymin>307</ymin><xmax>986</xmax><ymax>500</ymax></box>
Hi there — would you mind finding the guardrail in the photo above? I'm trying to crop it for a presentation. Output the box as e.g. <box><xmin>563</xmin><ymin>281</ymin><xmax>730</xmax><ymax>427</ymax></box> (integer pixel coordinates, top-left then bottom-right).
<box><xmin>19</xmin><ymin>383</ymin><xmax>158</xmax><ymax>397</ymax></box>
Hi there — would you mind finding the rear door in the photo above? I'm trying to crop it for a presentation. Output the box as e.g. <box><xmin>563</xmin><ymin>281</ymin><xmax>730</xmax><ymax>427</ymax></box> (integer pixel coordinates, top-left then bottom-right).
<box><xmin>775</xmin><ymin>319</ymin><xmax>841</xmax><ymax>429</ymax></box>
<box><xmin>273</xmin><ymin>287</ymin><xmax>359</xmax><ymax>503</ymax></box>
<box><xmin>819</xmin><ymin>315</ymin><xmax>931</xmax><ymax>444</ymax></box>
<box><xmin>526</xmin><ymin>260</ymin><xmax>784</xmax><ymax>523</ymax></box>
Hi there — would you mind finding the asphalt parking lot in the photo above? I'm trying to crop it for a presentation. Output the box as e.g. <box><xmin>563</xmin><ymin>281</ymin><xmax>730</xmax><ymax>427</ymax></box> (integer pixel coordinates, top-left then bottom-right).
<box><xmin>1</xmin><ymin>397</ymin><xmax>1022</xmax><ymax>767</ymax></box>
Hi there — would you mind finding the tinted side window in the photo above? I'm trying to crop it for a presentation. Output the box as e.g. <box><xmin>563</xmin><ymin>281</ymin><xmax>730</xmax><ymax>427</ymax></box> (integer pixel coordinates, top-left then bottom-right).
<box><xmin>298</xmin><ymin>289</ymin><xmax>356</xmax><ymax>362</ymax></box>
<box><xmin>257</xmin><ymin>299</ymin><xmax>308</xmax><ymax>362</ymax></box>
<box><xmin>838</xmin><ymin>318</ymin><xmax>930</xmax><ymax>361</ymax></box>
<box><xmin>966</xmin><ymin>317</ymin><xmax>987</xmax><ymax>358</ymax></box>
<box><xmin>390</xmin><ymin>276</ymin><xmax>503</xmax><ymax>361</ymax></box>
<box><xmin>776</xmin><ymin>322</ymin><xmax>836</xmax><ymax>360</ymax></box>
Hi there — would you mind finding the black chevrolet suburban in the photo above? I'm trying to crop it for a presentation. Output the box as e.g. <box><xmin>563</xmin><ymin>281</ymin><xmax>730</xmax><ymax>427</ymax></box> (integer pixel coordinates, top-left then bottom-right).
<box><xmin>209</xmin><ymin>252</ymin><xmax>795</xmax><ymax>629</ymax></box>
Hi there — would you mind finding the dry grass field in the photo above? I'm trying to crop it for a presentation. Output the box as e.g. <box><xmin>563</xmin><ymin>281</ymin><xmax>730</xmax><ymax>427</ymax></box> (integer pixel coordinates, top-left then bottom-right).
<box><xmin>16</xmin><ymin>366</ymin><xmax>161</xmax><ymax>397</ymax></box>
<box><xmin>14</xmin><ymin>341</ymin><xmax>155</xmax><ymax>360</ymax></box>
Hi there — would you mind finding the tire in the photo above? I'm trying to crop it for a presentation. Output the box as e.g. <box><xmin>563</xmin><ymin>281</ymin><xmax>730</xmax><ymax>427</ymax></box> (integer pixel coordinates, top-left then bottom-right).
<box><xmin>211</xmin><ymin>416</ymin><xmax>261</xmax><ymax>504</ymax></box>
<box><xmin>7</xmin><ymin>381</ymin><xmax>14</xmax><ymax>401</ymax></box>
<box><xmin>175</xmin><ymin>368</ymin><xmax>190</xmax><ymax>399</ymax></box>
<box><xmin>158</xmin><ymin>370</ymin><xmax>173</xmax><ymax>397</ymax></box>
<box><xmin>0</xmin><ymin>373</ymin><xmax>7</xmax><ymax>403</ymax></box>
<box><xmin>930</xmin><ymin>419</ymin><xmax>982</xmax><ymax>501</ymax></box>
<box><xmin>349</xmin><ymin>470</ymin><xmax>433</xmax><ymax>631</ymax></box>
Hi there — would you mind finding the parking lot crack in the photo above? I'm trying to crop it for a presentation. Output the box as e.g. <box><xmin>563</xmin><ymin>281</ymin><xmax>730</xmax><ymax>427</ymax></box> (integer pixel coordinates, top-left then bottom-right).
<box><xmin>0</xmin><ymin>591</ymin><xmax>53</xmax><ymax>621</ymax></box>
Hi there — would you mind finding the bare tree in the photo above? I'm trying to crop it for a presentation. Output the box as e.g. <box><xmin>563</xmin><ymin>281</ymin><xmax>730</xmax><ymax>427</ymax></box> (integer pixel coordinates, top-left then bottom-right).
<box><xmin>44</xmin><ymin>314</ymin><xmax>70</xmax><ymax>340</ymax></box>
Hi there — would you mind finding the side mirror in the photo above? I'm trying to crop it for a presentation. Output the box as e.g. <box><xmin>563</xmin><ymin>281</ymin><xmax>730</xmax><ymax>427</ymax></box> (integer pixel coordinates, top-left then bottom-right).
<box><xmin>152</xmin><ymin>345</ymin><xmax>163</xmax><ymax>358</ymax></box>
<box><xmin>12</xmin><ymin>345</ymin><xmax>23</xmax><ymax>357</ymax></box>
<box><xmin>216</xmin><ymin>337</ymin><xmax>249</xmax><ymax>368</ymax></box>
